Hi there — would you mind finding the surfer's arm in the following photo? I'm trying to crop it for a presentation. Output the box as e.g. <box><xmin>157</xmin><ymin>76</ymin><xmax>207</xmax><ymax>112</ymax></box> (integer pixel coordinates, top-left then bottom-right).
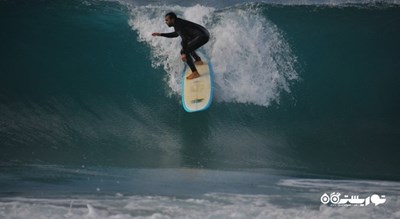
<box><xmin>159</xmin><ymin>32</ymin><xmax>179</xmax><ymax>38</ymax></box>
<box><xmin>180</xmin><ymin>38</ymin><xmax>188</xmax><ymax>54</ymax></box>
<box><xmin>180</xmin><ymin>45</ymin><xmax>187</xmax><ymax>55</ymax></box>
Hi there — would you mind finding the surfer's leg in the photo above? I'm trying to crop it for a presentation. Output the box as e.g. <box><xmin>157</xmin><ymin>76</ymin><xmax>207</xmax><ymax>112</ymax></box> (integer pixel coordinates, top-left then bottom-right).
<box><xmin>185</xmin><ymin>35</ymin><xmax>209</xmax><ymax>54</ymax></box>
<box><xmin>185</xmin><ymin>55</ymin><xmax>200</xmax><ymax>80</ymax></box>
<box><xmin>181</xmin><ymin>41</ymin><xmax>199</xmax><ymax>74</ymax></box>
<box><xmin>190</xmin><ymin>51</ymin><xmax>204</xmax><ymax>65</ymax></box>
<box><xmin>184</xmin><ymin>35</ymin><xmax>209</xmax><ymax>80</ymax></box>
<box><xmin>186</xmin><ymin>54</ymin><xmax>196</xmax><ymax>72</ymax></box>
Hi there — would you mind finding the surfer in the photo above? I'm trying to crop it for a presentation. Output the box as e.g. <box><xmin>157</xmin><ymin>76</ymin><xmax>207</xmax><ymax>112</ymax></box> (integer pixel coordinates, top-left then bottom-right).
<box><xmin>152</xmin><ymin>12</ymin><xmax>210</xmax><ymax>80</ymax></box>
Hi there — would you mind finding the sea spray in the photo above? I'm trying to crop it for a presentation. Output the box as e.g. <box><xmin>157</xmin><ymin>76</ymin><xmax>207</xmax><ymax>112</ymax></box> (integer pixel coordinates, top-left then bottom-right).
<box><xmin>210</xmin><ymin>7</ymin><xmax>298</xmax><ymax>106</ymax></box>
<box><xmin>128</xmin><ymin>4</ymin><xmax>298</xmax><ymax>107</ymax></box>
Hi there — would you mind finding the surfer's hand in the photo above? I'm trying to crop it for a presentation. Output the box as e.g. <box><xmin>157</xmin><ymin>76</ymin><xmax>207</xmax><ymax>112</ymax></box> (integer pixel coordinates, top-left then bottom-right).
<box><xmin>181</xmin><ymin>54</ymin><xmax>187</xmax><ymax>62</ymax></box>
<box><xmin>152</xmin><ymin>32</ymin><xmax>160</xmax><ymax>36</ymax></box>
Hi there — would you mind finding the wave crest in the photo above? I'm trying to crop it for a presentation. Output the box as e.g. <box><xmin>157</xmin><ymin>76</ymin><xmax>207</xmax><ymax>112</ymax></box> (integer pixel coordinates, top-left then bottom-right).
<box><xmin>129</xmin><ymin>4</ymin><xmax>299</xmax><ymax>107</ymax></box>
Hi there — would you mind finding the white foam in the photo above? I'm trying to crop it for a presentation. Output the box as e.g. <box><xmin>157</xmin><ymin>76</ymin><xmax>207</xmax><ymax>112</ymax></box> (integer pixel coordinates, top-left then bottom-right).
<box><xmin>210</xmin><ymin>7</ymin><xmax>298</xmax><ymax>106</ymax></box>
<box><xmin>128</xmin><ymin>4</ymin><xmax>298</xmax><ymax>107</ymax></box>
<box><xmin>128</xmin><ymin>5</ymin><xmax>187</xmax><ymax>97</ymax></box>
<box><xmin>1</xmin><ymin>193</ymin><xmax>398</xmax><ymax>219</ymax></box>
<box><xmin>278</xmin><ymin>178</ymin><xmax>400</xmax><ymax>193</ymax></box>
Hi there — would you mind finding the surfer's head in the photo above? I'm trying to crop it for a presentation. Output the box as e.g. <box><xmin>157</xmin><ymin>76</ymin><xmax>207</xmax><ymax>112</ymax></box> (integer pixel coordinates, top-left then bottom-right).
<box><xmin>165</xmin><ymin>12</ymin><xmax>177</xmax><ymax>27</ymax></box>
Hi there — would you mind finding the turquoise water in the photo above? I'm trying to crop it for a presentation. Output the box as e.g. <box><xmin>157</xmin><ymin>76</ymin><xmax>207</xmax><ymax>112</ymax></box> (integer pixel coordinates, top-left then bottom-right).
<box><xmin>1</xmin><ymin>0</ymin><xmax>400</xmax><ymax>218</ymax></box>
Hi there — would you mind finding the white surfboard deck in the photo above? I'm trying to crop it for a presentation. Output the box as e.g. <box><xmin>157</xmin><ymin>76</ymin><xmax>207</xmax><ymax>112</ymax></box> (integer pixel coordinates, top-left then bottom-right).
<box><xmin>181</xmin><ymin>57</ymin><xmax>214</xmax><ymax>113</ymax></box>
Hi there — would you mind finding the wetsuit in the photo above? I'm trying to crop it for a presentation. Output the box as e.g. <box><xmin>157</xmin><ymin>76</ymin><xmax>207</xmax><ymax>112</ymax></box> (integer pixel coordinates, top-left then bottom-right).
<box><xmin>160</xmin><ymin>18</ymin><xmax>210</xmax><ymax>72</ymax></box>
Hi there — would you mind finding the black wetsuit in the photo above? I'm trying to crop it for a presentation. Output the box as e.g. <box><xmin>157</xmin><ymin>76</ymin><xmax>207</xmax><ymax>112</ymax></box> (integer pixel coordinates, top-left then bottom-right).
<box><xmin>160</xmin><ymin>18</ymin><xmax>210</xmax><ymax>72</ymax></box>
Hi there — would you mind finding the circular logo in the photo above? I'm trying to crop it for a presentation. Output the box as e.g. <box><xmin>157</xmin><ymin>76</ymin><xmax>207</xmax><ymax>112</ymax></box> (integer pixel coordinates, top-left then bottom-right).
<box><xmin>330</xmin><ymin>193</ymin><xmax>341</xmax><ymax>204</ymax></box>
<box><xmin>320</xmin><ymin>193</ymin><xmax>330</xmax><ymax>204</ymax></box>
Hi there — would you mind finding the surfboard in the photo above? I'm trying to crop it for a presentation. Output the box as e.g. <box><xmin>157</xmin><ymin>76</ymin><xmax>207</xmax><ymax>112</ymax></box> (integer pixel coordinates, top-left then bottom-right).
<box><xmin>181</xmin><ymin>55</ymin><xmax>214</xmax><ymax>113</ymax></box>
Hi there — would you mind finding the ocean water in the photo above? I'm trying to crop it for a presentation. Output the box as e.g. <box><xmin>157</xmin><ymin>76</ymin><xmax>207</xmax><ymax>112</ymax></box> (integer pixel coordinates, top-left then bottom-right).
<box><xmin>1</xmin><ymin>0</ymin><xmax>400</xmax><ymax>218</ymax></box>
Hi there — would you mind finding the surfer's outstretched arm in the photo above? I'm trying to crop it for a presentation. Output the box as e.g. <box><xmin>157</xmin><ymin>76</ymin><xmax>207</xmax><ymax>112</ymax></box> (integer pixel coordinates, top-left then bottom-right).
<box><xmin>151</xmin><ymin>32</ymin><xmax>179</xmax><ymax>38</ymax></box>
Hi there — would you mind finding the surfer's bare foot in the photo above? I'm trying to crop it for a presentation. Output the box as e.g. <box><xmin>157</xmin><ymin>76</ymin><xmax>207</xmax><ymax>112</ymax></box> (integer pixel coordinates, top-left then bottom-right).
<box><xmin>186</xmin><ymin>71</ymin><xmax>200</xmax><ymax>80</ymax></box>
<box><xmin>194</xmin><ymin>60</ymin><xmax>204</xmax><ymax>65</ymax></box>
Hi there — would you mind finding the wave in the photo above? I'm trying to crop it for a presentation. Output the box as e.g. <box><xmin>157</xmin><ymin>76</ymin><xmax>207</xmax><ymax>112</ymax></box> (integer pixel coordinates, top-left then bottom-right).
<box><xmin>128</xmin><ymin>4</ymin><xmax>299</xmax><ymax>107</ymax></box>
<box><xmin>116</xmin><ymin>0</ymin><xmax>400</xmax><ymax>7</ymax></box>
<box><xmin>1</xmin><ymin>166</ymin><xmax>400</xmax><ymax>218</ymax></box>
<box><xmin>0</xmin><ymin>0</ymin><xmax>399</xmax><ymax>180</ymax></box>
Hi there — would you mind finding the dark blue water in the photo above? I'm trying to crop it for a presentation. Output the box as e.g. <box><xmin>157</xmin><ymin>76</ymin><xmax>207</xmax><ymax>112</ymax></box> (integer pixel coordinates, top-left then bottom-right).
<box><xmin>1</xmin><ymin>0</ymin><xmax>399</xmax><ymax>218</ymax></box>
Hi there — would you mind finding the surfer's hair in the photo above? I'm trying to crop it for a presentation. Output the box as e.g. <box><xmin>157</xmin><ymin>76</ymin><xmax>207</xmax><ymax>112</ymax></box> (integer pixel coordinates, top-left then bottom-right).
<box><xmin>165</xmin><ymin>12</ymin><xmax>177</xmax><ymax>20</ymax></box>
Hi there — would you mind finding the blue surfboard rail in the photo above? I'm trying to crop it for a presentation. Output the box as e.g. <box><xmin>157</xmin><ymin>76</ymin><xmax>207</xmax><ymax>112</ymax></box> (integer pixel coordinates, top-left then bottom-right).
<box><xmin>181</xmin><ymin>51</ymin><xmax>214</xmax><ymax>113</ymax></box>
